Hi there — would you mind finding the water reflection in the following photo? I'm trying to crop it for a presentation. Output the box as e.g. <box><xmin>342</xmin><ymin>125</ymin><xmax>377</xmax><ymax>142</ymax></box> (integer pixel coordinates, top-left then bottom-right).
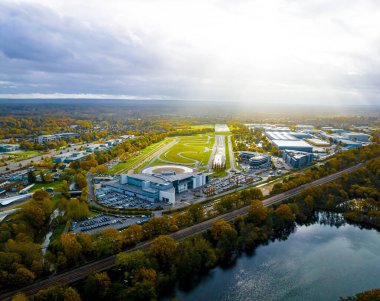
<box><xmin>165</xmin><ymin>212</ymin><xmax>380</xmax><ymax>301</ymax></box>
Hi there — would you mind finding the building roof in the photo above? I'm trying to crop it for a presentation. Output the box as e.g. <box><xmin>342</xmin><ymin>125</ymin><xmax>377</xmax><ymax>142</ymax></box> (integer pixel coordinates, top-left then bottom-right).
<box><xmin>127</xmin><ymin>172</ymin><xmax>199</xmax><ymax>184</ymax></box>
<box><xmin>306</xmin><ymin>138</ymin><xmax>330</xmax><ymax>146</ymax></box>
<box><xmin>265</xmin><ymin>131</ymin><xmax>298</xmax><ymax>140</ymax></box>
<box><xmin>272</xmin><ymin>140</ymin><xmax>313</xmax><ymax>149</ymax></box>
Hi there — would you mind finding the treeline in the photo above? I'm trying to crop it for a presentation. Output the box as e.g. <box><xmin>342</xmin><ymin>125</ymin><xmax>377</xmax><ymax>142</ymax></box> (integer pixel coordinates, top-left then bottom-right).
<box><xmin>0</xmin><ymin>191</ymin><xmax>53</xmax><ymax>289</ymax></box>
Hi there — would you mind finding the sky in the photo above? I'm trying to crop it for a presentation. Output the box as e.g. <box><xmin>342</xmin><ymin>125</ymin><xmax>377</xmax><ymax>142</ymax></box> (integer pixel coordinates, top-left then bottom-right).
<box><xmin>1</xmin><ymin>0</ymin><xmax>380</xmax><ymax>105</ymax></box>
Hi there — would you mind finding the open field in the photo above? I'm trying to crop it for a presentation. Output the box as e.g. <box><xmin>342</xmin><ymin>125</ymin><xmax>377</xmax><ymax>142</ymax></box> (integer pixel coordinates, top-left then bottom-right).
<box><xmin>152</xmin><ymin>134</ymin><xmax>214</xmax><ymax>168</ymax></box>
<box><xmin>189</xmin><ymin>124</ymin><xmax>214</xmax><ymax>130</ymax></box>
<box><xmin>5</xmin><ymin>150</ymin><xmax>40</xmax><ymax>162</ymax></box>
<box><xmin>108</xmin><ymin>138</ymin><xmax>175</xmax><ymax>175</ymax></box>
<box><xmin>31</xmin><ymin>181</ymin><xmax>62</xmax><ymax>192</ymax></box>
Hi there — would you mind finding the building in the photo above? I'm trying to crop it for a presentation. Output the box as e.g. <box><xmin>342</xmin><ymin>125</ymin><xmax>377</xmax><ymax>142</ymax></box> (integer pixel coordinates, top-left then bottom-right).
<box><xmin>120</xmin><ymin>135</ymin><xmax>136</xmax><ymax>140</ymax></box>
<box><xmin>306</xmin><ymin>138</ymin><xmax>330</xmax><ymax>147</ymax></box>
<box><xmin>34</xmin><ymin>135</ymin><xmax>57</xmax><ymax>144</ymax></box>
<box><xmin>295</xmin><ymin>125</ymin><xmax>314</xmax><ymax>130</ymax></box>
<box><xmin>0</xmin><ymin>144</ymin><xmax>20</xmax><ymax>152</ymax></box>
<box><xmin>289</xmin><ymin>132</ymin><xmax>313</xmax><ymax>139</ymax></box>
<box><xmin>52</xmin><ymin>152</ymin><xmax>90</xmax><ymax>163</ymax></box>
<box><xmin>338</xmin><ymin>139</ymin><xmax>362</xmax><ymax>149</ymax></box>
<box><xmin>104</xmin><ymin>172</ymin><xmax>209</xmax><ymax>204</ymax></box>
<box><xmin>282</xmin><ymin>150</ymin><xmax>314</xmax><ymax>168</ymax></box>
<box><xmin>265</xmin><ymin>131</ymin><xmax>299</xmax><ymax>141</ymax></box>
<box><xmin>54</xmin><ymin>133</ymin><xmax>80</xmax><ymax>140</ymax></box>
<box><xmin>341</xmin><ymin>132</ymin><xmax>371</xmax><ymax>142</ymax></box>
<box><xmin>271</xmin><ymin>140</ymin><xmax>313</xmax><ymax>152</ymax></box>
<box><xmin>34</xmin><ymin>133</ymin><xmax>79</xmax><ymax>144</ymax></box>
<box><xmin>239</xmin><ymin>151</ymin><xmax>271</xmax><ymax>169</ymax></box>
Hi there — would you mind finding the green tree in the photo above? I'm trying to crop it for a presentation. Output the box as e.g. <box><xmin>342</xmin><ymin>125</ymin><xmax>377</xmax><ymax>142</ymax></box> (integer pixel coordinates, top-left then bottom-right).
<box><xmin>150</xmin><ymin>235</ymin><xmax>177</xmax><ymax>270</ymax></box>
<box><xmin>27</xmin><ymin>170</ymin><xmax>36</xmax><ymax>184</ymax></box>
<box><xmin>84</xmin><ymin>272</ymin><xmax>111</xmax><ymax>301</ymax></box>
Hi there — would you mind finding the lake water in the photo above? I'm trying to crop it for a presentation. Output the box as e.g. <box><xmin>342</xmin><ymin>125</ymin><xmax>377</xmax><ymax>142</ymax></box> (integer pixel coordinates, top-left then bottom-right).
<box><xmin>167</xmin><ymin>213</ymin><xmax>380</xmax><ymax>301</ymax></box>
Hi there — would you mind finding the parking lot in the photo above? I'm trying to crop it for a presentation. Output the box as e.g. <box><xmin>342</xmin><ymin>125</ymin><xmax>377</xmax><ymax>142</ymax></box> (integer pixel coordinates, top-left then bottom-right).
<box><xmin>70</xmin><ymin>213</ymin><xmax>150</xmax><ymax>234</ymax></box>
<box><xmin>205</xmin><ymin>173</ymin><xmax>261</xmax><ymax>195</ymax></box>
<box><xmin>95</xmin><ymin>188</ymin><xmax>170</xmax><ymax>210</ymax></box>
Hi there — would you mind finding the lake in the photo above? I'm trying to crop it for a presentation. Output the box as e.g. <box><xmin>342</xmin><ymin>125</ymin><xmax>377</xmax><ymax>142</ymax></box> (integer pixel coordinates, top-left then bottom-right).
<box><xmin>167</xmin><ymin>213</ymin><xmax>380</xmax><ymax>301</ymax></box>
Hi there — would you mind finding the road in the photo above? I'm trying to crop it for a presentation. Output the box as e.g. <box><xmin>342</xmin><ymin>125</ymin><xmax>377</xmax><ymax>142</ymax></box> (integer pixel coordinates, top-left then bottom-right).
<box><xmin>0</xmin><ymin>162</ymin><xmax>365</xmax><ymax>300</ymax></box>
<box><xmin>227</xmin><ymin>135</ymin><xmax>236</xmax><ymax>171</ymax></box>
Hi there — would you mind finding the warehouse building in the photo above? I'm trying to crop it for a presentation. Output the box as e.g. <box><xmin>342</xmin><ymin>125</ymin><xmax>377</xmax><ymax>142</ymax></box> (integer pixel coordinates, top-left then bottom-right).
<box><xmin>341</xmin><ymin>132</ymin><xmax>371</xmax><ymax>142</ymax></box>
<box><xmin>239</xmin><ymin>151</ymin><xmax>271</xmax><ymax>169</ymax></box>
<box><xmin>272</xmin><ymin>140</ymin><xmax>313</xmax><ymax>152</ymax></box>
<box><xmin>105</xmin><ymin>172</ymin><xmax>209</xmax><ymax>204</ymax></box>
<box><xmin>283</xmin><ymin>150</ymin><xmax>314</xmax><ymax>168</ymax></box>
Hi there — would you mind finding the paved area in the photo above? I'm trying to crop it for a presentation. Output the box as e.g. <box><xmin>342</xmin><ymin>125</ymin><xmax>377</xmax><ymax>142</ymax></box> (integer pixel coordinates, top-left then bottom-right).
<box><xmin>71</xmin><ymin>213</ymin><xmax>150</xmax><ymax>235</ymax></box>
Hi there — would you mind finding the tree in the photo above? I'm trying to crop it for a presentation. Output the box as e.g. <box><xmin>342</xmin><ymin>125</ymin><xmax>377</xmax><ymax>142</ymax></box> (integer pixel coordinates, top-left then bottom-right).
<box><xmin>121</xmin><ymin>224</ymin><xmax>143</xmax><ymax>247</ymax></box>
<box><xmin>150</xmin><ymin>235</ymin><xmax>177</xmax><ymax>270</ymax></box>
<box><xmin>210</xmin><ymin>220</ymin><xmax>238</xmax><ymax>262</ymax></box>
<box><xmin>275</xmin><ymin>204</ymin><xmax>295</xmax><ymax>223</ymax></box>
<box><xmin>188</xmin><ymin>203</ymin><xmax>204</xmax><ymax>223</ymax></box>
<box><xmin>247</xmin><ymin>200</ymin><xmax>268</xmax><ymax>225</ymax></box>
<box><xmin>34</xmin><ymin>285</ymin><xmax>81</xmax><ymax>301</ymax></box>
<box><xmin>340</xmin><ymin>288</ymin><xmax>380</xmax><ymax>301</ymax></box>
<box><xmin>63</xmin><ymin>287</ymin><xmax>81</xmax><ymax>301</ymax></box>
<box><xmin>11</xmin><ymin>293</ymin><xmax>29</xmax><ymax>301</ymax></box>
<box><xmin>83</xmin><ymin>272</ymin><xmax>111</xmax><ymax>301</ymax></box>
<box><xmin>60</xmin><ymin>233</ymin><xmax>82</xmax><ymax>263</ymax></box>
<box><xmin>116</xmin><ymin>250</ymin><xmax>149</xmax><ymax>272</ymax></box>
<box><xmin>27</xmin><ymin>170</ymin><xmax>36</xmax><ymax>184</ymax></box>
<box><xmin>9</xmin><ymin>267</ymin><xmax>35</xmax><ymax>286</ymax></box>
<box><xmin>74</xmin><ymin>173</ymin><xmax>87</xmax><ymax>189</ymax></box>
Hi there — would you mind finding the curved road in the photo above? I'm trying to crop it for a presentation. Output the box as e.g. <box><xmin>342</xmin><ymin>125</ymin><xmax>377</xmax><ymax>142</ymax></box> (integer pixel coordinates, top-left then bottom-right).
<box><xmin>0</xmin><ymin>162</ymin><xmax>365</xmax><ymax>300</ymax></box>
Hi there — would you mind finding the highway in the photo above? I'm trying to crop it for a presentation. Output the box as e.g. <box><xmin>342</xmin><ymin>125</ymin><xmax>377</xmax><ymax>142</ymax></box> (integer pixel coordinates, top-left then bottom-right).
<box><xmin>0</xmin><ymin>162</ymin><xmax>365</xmax><ymax>300</ymax></box>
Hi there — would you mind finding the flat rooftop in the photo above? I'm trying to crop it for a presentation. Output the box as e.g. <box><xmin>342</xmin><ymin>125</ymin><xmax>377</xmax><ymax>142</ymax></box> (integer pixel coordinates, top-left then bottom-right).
<box><xmin>265</xmin><ymin>131</ymin><xmax>298</xmax><ymax>140</ymax></box>
<box><xmin>272</xmin><ymin>140</ymin><xmax>313</xmax><ymax>148</ymax></box>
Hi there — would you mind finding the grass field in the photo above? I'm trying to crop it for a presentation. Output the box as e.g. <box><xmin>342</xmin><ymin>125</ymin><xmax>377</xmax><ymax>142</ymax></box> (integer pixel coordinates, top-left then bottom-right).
<box><xmin>6</xmin><ymin>150</ymin><xmax>40</xmax><ymax>162</ymax></box>
<box><xmin>31</xmin><ymin>181</ymin><xmax>63</xmax><ymax>192</ymax></box>
<box><xmin>152</xmin><ymin>134</ymin><xmax>214</xmax><ymax>168</ymax></box>
<box><xmin>189</xmin><ymin>124</ymin><xmax>214</xmax><ymax>130</ymax></box>
<box><xmin>108</xmin><ymin>138</ymin><xmax>175</xmax><ymax>175</ymax></box>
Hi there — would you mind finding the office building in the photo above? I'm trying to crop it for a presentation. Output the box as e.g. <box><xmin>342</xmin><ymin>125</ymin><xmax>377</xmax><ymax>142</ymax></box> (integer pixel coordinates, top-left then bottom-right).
<box><xmin>283</xmin><ymin>150</ymin><xmax>314</xmax><ymax>168</ymax></box>
<box><xmin>0</xmin><ymin>144</ymin><xmax>20</xmax><ymax>152</ymax></box>
<box><xmin>239</xmin><ymin>151</ymin><xmax>271</xmax><ymax>168</ymax></box>
<box><xmin>105</xmin><ymin>172</ymin><xmax>209</xmax><ymax>204</ymax></box>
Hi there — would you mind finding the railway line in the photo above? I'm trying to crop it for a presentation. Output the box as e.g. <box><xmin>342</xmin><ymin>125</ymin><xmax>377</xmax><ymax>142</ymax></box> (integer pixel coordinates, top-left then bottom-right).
<box><xmin>0</xmin><ymin>162</ymin><xmax>365</xmax><ymax>300</ymax></box>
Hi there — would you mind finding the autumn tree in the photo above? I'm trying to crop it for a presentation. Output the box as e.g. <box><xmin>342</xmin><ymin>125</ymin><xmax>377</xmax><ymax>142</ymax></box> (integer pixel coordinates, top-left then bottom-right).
<box><xmin>150</xmin><ymin>235</ymin><xmax>177</xmax><ymax>270</ymax></box>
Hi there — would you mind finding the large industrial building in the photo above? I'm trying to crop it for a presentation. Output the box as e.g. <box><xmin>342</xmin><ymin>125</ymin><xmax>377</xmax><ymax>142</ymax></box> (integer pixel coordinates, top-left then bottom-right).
<box><xmin>272</xmin><ymin>140</ymin><xmax>313</xmax><ymax>152</ymax></box>
<box><xmin>239</xmin><ymin>151</ymin><xmax>271</xmax><ymax>169</ymax></box>
<box><xmin>282</xmin><ymin>150</ymin><xmax>314</xmax><ymax>168</ymax></box>
<box><xmin>104</xmin><ymin>172</ymin><xmax>209</xmax><ymax>204</ymax></box>
<box><xmin>341</xmin><ymin>132</ymin><xmax>371</xmax><ymax>142</ymax></box>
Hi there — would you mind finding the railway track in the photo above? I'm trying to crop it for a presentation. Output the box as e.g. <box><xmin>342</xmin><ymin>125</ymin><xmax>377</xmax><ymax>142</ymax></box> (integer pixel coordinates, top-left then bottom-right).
<box><xmin>0</xmin><ymin>162</ymin><xmax>365</xmax><ymax>300</ymax></box>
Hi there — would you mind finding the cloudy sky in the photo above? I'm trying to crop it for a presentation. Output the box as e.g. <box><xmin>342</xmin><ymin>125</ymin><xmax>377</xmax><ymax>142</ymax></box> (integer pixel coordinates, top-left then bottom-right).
<box><xmin>1</xmin><ymin>0</ymin><xmax>380</xmax><ymax>105</ymax></box>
